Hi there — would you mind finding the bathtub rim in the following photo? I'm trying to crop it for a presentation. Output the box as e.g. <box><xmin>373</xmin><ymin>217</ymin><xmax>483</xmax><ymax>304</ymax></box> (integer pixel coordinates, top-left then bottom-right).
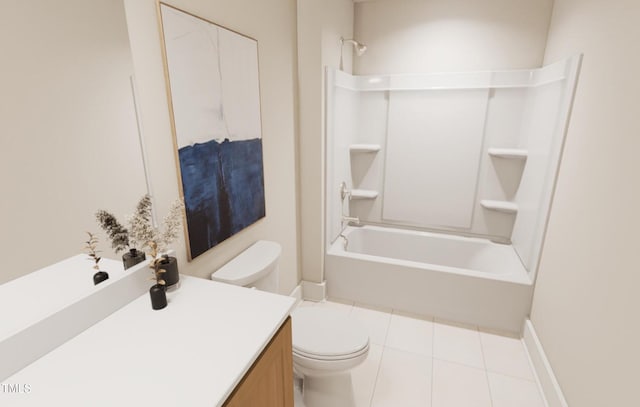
<box><xmin>328</xmin><ymin>225</ymin><xmax>532</xmax><ymax>286</ymax></box>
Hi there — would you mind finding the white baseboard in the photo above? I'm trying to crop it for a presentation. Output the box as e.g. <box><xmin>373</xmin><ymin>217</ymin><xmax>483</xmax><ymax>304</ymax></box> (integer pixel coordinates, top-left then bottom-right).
<box><xmin>523</xmin><ymin>319</ymin><xmax>569</xmax><ymax>407</ymax></box>
<box><xmin>301</xmin><ymin>280</ymin><xmax>326</xmax><ymax>302</ymax></box>
<box><xmin>289</xmin><ymin>284</ymin><xmax>303</xmax><ymax>302</ymax></box>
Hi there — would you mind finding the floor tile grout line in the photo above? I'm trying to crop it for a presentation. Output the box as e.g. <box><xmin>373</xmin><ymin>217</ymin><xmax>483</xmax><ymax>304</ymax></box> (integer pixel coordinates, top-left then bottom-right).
<box><xmin>477</xmin><ymin>326</ymin><xmax>495</xmax><ymax>407</ymax></box>
<box><xmin>369</xmin><ymin>308</ymin><xmax>393</xmax><ymax>407</ymax></box>
<box><xmin>430</xmin><ymin>313</ymin><xmax>435</xmax><ymax>407</ymax></box>
<box><xmin>476</xmin><ymin>326</ymin><xmax>488</xmax><ymax>369</ymax></box>
<box><xmin>431</xmin><ymin>358</ymin><xmax>498</xmax><ymax>407</ymax></box>
<box><xmin>382</xmin><ymin>307</ymin><xmax>394</xmax><ymax>345</ymax></box>
<box><xmin>431</xmin><ymin>357</ymin><xmax>490</xmax><ymax>372</ymax></box>
<box><xmin>389</xmin><ymin>308</ymin><xmax>434</xmax><ymax>406</ymax></box>
<box><xmin>429</xmin><ymin>354</ymin><xmax>538</xmax><ymax>383</ymax></box>
<box><xmin>382</xmin><ymin>343</ymin><xmax>432</xmax><ymax>357</ymax></box>
<box><xmin>368</xmin><ymin>344</ymin><xmax>386</xmax><ymax>407</ymax></box>
<box><xmin>485</xmin><ymin>368</ymin><xmax>538</xmax><ymax>383</ymax></box>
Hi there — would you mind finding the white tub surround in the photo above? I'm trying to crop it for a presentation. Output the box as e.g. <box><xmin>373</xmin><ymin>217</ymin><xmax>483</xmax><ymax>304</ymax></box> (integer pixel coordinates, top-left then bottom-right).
<box><xmin>323</xmin><ymin>57</ymin><xmax>581</xmax><ymax>333</ymax></box>
<box><xmin>326</xmin><ymin>56</ymin><xmax>582</xmax><ymax>282</ymax></box>
<box><xmin>1</xmin><ymin>276</ymin><xmax>295</xmax><ymax>406</ymax></box>
<box><xmin>0</xmin><ymin>255</ymin><xmax>150</xmax><ymax>381</ymax></box>
<box><xmin>326</xmin><ymin>226</ymin><xmax>532</xmax><ymax>333</ymax></box>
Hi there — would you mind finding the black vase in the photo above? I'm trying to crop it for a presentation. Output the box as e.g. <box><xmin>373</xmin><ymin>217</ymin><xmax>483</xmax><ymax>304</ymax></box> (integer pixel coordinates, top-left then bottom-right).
<box><xmin>93</xmin><ymin>271</ymin><xmax>109</xmax><ymax>285</ymax></box>
<box><xmin>159</xmin><ymin>255</ymin><xmax>179</xmax><ymax>287</ymax></box>
<box><xmin>149</xmin><ymin>284</ymin><xmax>167</xmax><ymax>310</ymax></box>
<box><xmin>122</xmin><ymin>248</ymin><xmax>146</xmax><ymax>270</ymax></box>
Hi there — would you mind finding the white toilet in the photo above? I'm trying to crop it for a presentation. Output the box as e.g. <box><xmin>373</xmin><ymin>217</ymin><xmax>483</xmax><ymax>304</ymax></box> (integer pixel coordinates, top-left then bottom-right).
<box><xmin>211</xmin><ymin>240</ymin><xmax>369</xmax><ymax>407</ymax></box>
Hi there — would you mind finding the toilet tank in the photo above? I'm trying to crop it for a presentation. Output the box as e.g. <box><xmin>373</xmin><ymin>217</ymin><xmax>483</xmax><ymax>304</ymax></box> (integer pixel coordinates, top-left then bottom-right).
<box><xmin>210</xmin><ymin>240</ymin><xmax>281</xmax><ymax>293</ymax></box>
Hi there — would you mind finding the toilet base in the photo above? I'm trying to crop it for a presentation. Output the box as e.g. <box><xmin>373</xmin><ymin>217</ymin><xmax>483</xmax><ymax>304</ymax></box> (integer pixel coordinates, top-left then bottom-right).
<box><xmin>302</xmin><ymin>372</ymin><xmax>356</xmax><ymax>407</ymax></box>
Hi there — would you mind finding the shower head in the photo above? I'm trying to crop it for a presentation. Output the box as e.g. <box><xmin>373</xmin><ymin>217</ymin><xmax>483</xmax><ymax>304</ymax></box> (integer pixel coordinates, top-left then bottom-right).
<box><xmin>341</xmin><ymin>37</ymin><xmax>367</xmax><ymax>56</ymax></box>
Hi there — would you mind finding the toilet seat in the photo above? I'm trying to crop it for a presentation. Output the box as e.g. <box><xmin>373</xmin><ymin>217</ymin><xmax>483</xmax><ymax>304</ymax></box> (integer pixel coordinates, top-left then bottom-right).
<box><xmin>293</xmin><ymin>345</ymin><xmax>369</xmax><ymax>361</ymax></box>
<box><xmin>292</xmin><ymin>347</ymin><xmax>369</xmax><ymax>376</ymax></box>
<box><xmin>291</xmin><ymin>307</ymin><xmax>369</xmax><ymax>361</ymax></box>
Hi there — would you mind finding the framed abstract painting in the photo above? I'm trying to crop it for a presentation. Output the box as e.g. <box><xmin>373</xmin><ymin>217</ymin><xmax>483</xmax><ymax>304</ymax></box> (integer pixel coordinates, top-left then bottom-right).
<box><xmin>158</xmin><ymin>3</ymin><xmax>265</xmax><ymax>260</ymax></box>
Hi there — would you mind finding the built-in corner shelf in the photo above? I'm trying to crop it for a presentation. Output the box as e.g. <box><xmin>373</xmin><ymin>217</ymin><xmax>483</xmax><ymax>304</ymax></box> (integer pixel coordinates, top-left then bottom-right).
<box><xmin>351</xmin><ymin>189</ymin><xmax>379</xmax><ymax>200</ymax></box>
<box><xmin>349</xmin><ymin>144</ymin><xmax>381</xmax><ymax>153</ymax></box>
<box><xmin>480</xmin><ymin>200</ymin><xmax>518</xmax><ymax>214</ymax></box>
<box><xmin>487</xmin><ymin>148</ymin><xmax>528</xmax><ymax>159</ymax></box>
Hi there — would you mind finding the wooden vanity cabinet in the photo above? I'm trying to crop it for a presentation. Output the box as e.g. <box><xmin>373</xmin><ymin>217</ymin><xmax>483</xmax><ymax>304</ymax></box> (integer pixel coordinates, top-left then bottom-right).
<box><xmin>223</xmin><ymin>317</ymin><xmax>293</xmax><ymax>407</ymax></box>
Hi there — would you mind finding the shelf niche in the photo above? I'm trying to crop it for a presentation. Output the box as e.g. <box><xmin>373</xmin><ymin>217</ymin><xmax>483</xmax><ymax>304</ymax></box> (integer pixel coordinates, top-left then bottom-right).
<box><xmin>351</xmin><ymin>189</ymin><xmax>379</xmax><ymax>200</ymax></box>
<box><xmin>487</xmin><ymin>148</ymin><xmax>528</xmax><ymax>159</ymax></box>
<box><xmin>480</xmin><ymin>200</ymin><xmax>518</xmax><ymax>214</ymax></box>
<box><xmin>349</xmin><ymin>144</ymin><xmax>381</xmax><ymax>153</ymax></box>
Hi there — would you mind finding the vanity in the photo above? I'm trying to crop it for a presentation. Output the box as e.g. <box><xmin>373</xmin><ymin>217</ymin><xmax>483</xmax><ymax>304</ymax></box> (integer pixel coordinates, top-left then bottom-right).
<box><xmin>0</xmin><ymin>266</ymin><xmax>296</xmax><ymax>406</ymax></box>
<box><xmin>2</xmin><ymin>1</ymin><xmax>296</xmax><ymax>403</ymax></box>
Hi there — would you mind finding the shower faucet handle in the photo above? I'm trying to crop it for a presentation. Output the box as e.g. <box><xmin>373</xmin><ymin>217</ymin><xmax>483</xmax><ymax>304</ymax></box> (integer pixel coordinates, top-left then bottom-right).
<box><xmin>340</xmin><ymin>182</ymin><xmax>350</xmax><ymax>201</ymax></box>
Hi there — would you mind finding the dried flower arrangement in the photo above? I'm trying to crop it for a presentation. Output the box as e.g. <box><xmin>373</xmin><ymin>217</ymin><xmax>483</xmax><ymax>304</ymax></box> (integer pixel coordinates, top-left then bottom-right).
<box><xmin>85</xmin><ymin>232</ymin><xmax>109</xmax><ymax>285</ymax></box>
<box><xmin>95</xmin><ymin>205</ymin><xmax>148</xmax><ymax>270</ymax></box>
<box><xmin>128</xmin><ymin>195</ymin><xmax>184</xmax><ymax>256</ymax></box>
<box><xmin>149</xmin><ymin>241</ymin><xmax>167</xmax><ymax>286</ymax></box>
<box><xmin>95</xmin><ymin>211</ymin><xmax>130</xmax><ymax>253</ymax></box>
<box><xmin>127</xmin><ymin>195</ymin><xmax>184</xmax><ymax>286</ymax></box>
<box><xmin>84</xmin><ymin>232</ymin><xmax>101</xmax><ymax>270</ymax></box>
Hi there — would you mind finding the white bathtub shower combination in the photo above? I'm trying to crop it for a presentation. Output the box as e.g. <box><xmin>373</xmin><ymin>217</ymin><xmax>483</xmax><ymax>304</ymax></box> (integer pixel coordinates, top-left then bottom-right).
<box><xmin>325</xmin><ymin>226</ymin><xmax>532</xmax><ymax>333</ymax></box>
<box><xmin>324</xmin><ymin>56</ymin><xmax>581</xmax><ymax>333</ymax></box>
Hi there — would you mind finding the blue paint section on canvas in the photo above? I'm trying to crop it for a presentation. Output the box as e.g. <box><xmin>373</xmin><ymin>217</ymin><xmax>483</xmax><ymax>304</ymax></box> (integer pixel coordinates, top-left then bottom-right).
<box><xmin>179</xmin><ymin>138</ymin><xmax>265</xmax><ymax>258</ymax></box>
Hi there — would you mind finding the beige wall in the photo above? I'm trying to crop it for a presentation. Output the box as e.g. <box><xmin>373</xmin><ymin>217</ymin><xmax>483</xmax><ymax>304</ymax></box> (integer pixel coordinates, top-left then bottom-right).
<box><xmin>354</xmin><ymin>0</ymin><xmax>554</xmax><ymax>74</ymax></box>
<box><xmin>530</xmin><ymin>0</ymin><xmax>640</xmax><ymax>405</ymax></box>
<box><xmin>0</xmin><ymin>0</ymin><xmax>147</xmax><ymax>284</ymax></box>
<box><xmin>297</xmin><ymin>0</ymin><xmax>354</xmax><ymax>284</ymax></box>
<box><xmin>124</xmin><ymin>0</ymin><xmax>300</xmax><ymax>294</ymax></box>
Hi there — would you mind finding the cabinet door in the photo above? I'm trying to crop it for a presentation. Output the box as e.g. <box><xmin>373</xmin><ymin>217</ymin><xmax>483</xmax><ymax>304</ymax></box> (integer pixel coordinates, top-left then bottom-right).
<box><xmin>224</xmin><ymin>317</ymin><xmax>293</xmax><ymax>407</ymax></box>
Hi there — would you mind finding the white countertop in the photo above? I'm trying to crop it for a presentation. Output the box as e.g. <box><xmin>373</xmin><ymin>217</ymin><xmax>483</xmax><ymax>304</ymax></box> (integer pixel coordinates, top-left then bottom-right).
<box><xmin>0</xmin><ymin>255</ymin><xmax>126</xmax><ymax>342</ymax></box>
<box><xmin>1</xmin><ymin>276</ymin><xmax>296</xmax><ymax>406</ymax></box>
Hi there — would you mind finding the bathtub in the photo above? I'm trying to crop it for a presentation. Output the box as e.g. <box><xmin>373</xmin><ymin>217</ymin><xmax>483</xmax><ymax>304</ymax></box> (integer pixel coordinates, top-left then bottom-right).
<box><xmin>325</xmin><ymin>226</ymin><xmax>534</xmax><ymax>333</ymax></box>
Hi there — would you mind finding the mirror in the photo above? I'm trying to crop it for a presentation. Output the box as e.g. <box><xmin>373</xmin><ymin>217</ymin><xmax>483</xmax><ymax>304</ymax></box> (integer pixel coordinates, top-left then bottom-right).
<box><xmin>0</xmin><ymin>0</ymin><xmax>147</xmax><ymax>285</ymax></box>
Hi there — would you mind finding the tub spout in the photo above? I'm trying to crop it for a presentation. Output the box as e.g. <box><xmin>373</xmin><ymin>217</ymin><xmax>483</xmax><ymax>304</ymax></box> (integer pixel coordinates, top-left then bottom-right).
<box><xmin>342</xmin><ymin>215</ymin><xmax>360</xmax><ymax>225</ymax></box>
<box><xmin>339</xmin><ymin>233</ymin><xmax>349</xmax><ymax>250</ymax></box>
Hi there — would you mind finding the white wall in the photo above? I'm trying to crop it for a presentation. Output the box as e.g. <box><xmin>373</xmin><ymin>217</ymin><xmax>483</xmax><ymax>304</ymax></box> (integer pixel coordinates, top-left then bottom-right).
<box><xmin>124</xmin><ymin>0</ymin><xmax>300</xmax><ymax>294</ymax></box>
<box><xmin>0</xmin><ymin>0</ymin><xmax>147</xmax><ymax>284</ymax></box>
<box><xmin>530</xmin><ymin>0</ymin><xmax>640</xmax><ymax>405</ymax></box>
<box><xmin>354</xmin><ymin>0</ymin><xmax>554</xmax><ymax>74</ymax></box>
<box><xmin>297</xmin><ymin>0</ymin><xmax>354</xmax><ymax>284</ymax></box>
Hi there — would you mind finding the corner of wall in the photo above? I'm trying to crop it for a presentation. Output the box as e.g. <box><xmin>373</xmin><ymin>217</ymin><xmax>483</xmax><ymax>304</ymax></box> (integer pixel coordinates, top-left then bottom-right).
<box><xmin>297</xmin><ymin>0</ymin><xmax>354</xmax><ymax>285</ymax></box>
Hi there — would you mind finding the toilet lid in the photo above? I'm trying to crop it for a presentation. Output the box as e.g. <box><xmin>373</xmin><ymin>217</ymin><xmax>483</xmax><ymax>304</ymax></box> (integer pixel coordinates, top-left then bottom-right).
<box><xmin>291</xmin><ymin>307</ymin><xmax>369</xmax><ymax>360</ymax></box>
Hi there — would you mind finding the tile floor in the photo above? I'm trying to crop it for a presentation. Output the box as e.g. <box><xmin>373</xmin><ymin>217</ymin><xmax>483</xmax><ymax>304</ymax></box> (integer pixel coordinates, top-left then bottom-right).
<box><xmin>294</xmin><ymin>299</ymin><xmax>547</xmax><ymax>407</ymax></box>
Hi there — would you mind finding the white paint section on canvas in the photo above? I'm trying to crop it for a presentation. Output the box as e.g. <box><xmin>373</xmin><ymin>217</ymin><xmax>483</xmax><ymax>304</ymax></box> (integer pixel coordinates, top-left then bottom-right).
<box><xmin>160</xmin><ymin>5</ymin><xmax>261</xmax><ymax>147</ymax></box>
